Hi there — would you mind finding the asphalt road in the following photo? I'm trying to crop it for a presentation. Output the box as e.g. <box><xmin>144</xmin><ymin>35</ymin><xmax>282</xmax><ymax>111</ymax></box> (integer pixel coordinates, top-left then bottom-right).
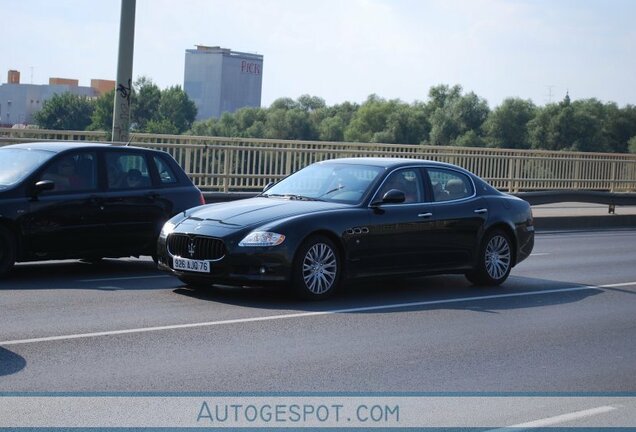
<box><xmin>1</xmin><ymin>229</ymin><xmax>636</xmax><ymax>426</ymax></box>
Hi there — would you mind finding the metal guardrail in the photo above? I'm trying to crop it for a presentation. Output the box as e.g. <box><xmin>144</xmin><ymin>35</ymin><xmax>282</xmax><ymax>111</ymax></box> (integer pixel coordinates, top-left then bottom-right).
<box><xmin>2</xmin><ymin>127</ymin><xmax>636</xmax><ymax>193</ymax></box>
<box><xmin>516</xmin><ymin>190</ymin><xmax>636</xmax><ymax>212</ymax></box>
<box><xmin>517</xmin><ymin>190</ymin><xmax>636</xmax><ymax>206</ymax></box>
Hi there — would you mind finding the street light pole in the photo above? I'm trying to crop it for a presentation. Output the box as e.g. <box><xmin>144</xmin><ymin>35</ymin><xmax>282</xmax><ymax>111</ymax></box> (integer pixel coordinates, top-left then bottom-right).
<box><xmin>112</xmin><ymin>0</ymin><xmax>136</xmax><ymax>143</ymax></box>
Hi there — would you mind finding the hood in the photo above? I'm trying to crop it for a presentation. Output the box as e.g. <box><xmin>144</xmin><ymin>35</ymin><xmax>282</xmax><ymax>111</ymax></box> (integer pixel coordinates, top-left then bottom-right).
<box><xmin>183</xmin><ymin>197</ymin><xmax>350</xmax><ymax>228</ymax></box>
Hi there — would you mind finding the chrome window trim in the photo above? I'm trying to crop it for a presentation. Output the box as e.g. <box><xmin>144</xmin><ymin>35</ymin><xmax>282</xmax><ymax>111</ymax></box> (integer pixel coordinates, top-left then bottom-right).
<box><xmin>368</xmin><ymin>164</ymin><xmax>478</xmax><ymax>208</ymax></box>
<box><xmin>424</xmin><ymin>166</ymin><xmax>477</xmax><ymax>204</ymax></box>
<box><xmin>368</xmin><ymin>165</ymin><xmax>427</xmax><ymax>208</ymax></box>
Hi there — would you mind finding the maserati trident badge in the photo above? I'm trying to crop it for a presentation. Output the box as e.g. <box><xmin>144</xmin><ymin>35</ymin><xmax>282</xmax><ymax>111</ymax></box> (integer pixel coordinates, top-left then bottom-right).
<box><xmin>187</xmin><ymin>240</ymin><xmax>196</xmax><ymax>258</ymax></box>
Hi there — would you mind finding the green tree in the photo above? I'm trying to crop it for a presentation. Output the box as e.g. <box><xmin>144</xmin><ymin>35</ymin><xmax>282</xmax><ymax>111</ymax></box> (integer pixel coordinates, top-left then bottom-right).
<box><xmin>344</xmin><ymin>95</ymin><xmax>400</xmax><ymax>143</ymax></box>
<box><xmin>384</xmin><ymin>102</ymin><xmax>430</xmax><ymax>144</ymax></box>
<box><xmin>427</xmin><ymin>85</ymin><xmax>490</xmax><ymax>146</ymax></box>
<box><xmin>483</xmin><ymin>98</ymin><xmax>536</xmax><ymax>149</ymax></box>
<box><xmin>145</xmin><ymin>118</ymin><xmax>179</xmax><ymax>135</ymax></box>
<box><xmin>88</xmin><ymin>89</ymin><xmax>115</xmax><ymax>136</ymax></box>
<box><xmin>528</xmin><ymin>96</ymin><xmax>608</xmax><ymax>152</ymax></box>
<box><xmin>455</xmin><ymin>130</ymin><xmax>486</xmax><ymax>147</ymax></box>
<box><xmin>319</xmin><ymin>116</ymin><xmax>345</xmax><ymax>141</ymax></box>
<box><xmin>602</xmin><ymin>103</ymin><xmax>636</xmax><ymax>153</ymax></box>
<box><xmin>569</xmin><ymin>99</ymin><xmax>605</xmax><ymax>152</ymax></box>
<box><xmin>34</xmin><ymin>92</ymin><xmax>94</xmax><ymax>130</ymax></box>
<box><xmin>157</xmin><ymin>85</ymin><xmax>197</xmax><ymax>134</ymax></box>
<box><xmin>235</xmin><ymin>107</ymin><xmax>264</xmax><ymax>129</ymax></box>
<box><xmin>297</xmin><ymin>94</ymin><xmax>326</xmax><ymax>112</ymax></box>
<box><xmin>527</xmin><ymin>103</ymin><xmax>559</xmax><ymax>150</ymax></box>
<box><xmin>270</xmin><ymin>97</ymin><xmax>299</xmax><ymax>111</ymax></box>
<box><xmin>131</xmin><ymin>76</ymin><xmax>161</xmax><ymax>131</ymax></box>
<box><xmin>426</xmin><ymin>84</ymin><xmax>463</xmax><ymax>114</ymax></box>
<box><xmin>628</xmin><ymin>136</ymin><xmax>636</xmax><ymax>153</ymax></box>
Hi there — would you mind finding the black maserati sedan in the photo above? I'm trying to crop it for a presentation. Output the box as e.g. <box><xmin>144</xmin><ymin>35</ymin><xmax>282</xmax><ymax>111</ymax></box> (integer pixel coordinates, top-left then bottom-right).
<box><xmin>157</xmin><ymin>158</ymin><xmax>534</xmax><ymax>299</ymax></box>
<box><xmin>0</xmin><ymin>142</ymin><xmax>204</xmax><ymax>276</ymax></box>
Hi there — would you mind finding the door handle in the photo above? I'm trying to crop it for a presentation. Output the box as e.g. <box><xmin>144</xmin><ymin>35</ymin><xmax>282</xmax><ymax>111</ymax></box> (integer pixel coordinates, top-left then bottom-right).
<box><xmin>474</xmin><ymin>208</ymin><xmax>488</xmax><ymax>214</ymax></box>
<box><xmin>418</xmin><ymin>212</ymin><xmax>433</xmax><ymax>218</ymax></box>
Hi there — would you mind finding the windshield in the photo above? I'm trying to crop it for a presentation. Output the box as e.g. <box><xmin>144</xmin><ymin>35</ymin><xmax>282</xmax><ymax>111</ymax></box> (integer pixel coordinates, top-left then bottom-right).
<box><xmin>0</xmin><ymin>148</ymin><xmax>56</xmax><ymax>186</ymax></box>
<box><xmin>263</xmin><ymin>162</ymin><xmax>384</xmax><ymax>204</ymax></box>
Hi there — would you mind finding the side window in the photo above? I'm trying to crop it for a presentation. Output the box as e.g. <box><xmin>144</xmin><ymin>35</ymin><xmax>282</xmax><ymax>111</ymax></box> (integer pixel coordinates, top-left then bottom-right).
<box><xmin>376</xmin><ymin>169</ymin><xmax>424</xmax><ymax>204</ymax></box>
<box><xmin>153</xmin><ymin>155</ymin><xmax>178</xmax><ymax>185</ymax></box>
<box><xmin>427</xmin><ymin>168</ymin><xmax>474</xmax><ymax>202</ymax></box>
<box><xmin>40</xmin><ymin>151</ymin><xmax>98</xmax><ymax>193</ymax></box>
<box><xmin>106</xmin><ymin>152</ymin><xmax>151</xmax><ymax>190</ymax></box>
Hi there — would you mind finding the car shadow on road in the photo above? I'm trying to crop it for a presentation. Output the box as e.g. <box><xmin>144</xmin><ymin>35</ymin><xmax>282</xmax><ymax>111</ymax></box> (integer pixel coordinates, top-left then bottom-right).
<box><xmin>173</xmin><ymin>274</ymin><xmax>602</xmax><ymax>314</ymax></box>
<box><xmin>0</xmin><ymin>347</ymin><xmax>26</xmax><ymax>377</ymax></box>
<box><xmin>0</xmin><ymin>258</ymin><xmax>164</xmax><ymax>290</ymax></box>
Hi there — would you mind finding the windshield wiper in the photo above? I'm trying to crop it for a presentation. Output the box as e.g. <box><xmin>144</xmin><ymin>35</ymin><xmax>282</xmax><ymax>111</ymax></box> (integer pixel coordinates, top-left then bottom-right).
<box><xmin>318</xmin><ymin>185</ymin><xmax>345</xmax><ymax>198</ymax></box>
<box><xmin>263</xmin><ymin>193</ymin><xmax>322</xmax><ymax>201</ymax></box>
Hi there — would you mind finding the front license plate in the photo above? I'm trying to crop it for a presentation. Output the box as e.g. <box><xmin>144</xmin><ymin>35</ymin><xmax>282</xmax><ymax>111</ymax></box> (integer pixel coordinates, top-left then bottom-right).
<box><xmin>172</xmin><ymin>257</ymin><xmax>210</xmax><ymax>273</ymax></box>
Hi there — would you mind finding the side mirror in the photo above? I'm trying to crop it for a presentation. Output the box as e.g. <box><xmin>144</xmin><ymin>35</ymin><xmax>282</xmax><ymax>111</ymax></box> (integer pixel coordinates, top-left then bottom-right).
<box><xmin>263</xmin><ymin>182</ymin><xmax>276</xmax><ymax>192</ymax></box>
<box><xmin>371</xmin><ymin>189</ymin><xmax>405</xmax><ymax>206</ymax></box>
<box><xmin>32</xmin><ymin>180</ymin><xmax>55</xmax><ymax>196</ymax></box>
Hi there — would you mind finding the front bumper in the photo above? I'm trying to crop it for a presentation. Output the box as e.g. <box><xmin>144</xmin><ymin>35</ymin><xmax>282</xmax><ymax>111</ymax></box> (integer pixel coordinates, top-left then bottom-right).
<box><xmin>157</xmin><ymin>235</ymin><xmax>293</xmax><ymax>287</ymax></box>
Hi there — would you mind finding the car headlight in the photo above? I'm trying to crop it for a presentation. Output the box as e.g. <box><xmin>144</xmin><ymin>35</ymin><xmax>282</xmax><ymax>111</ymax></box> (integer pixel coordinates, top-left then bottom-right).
<box><xmin>160</xmin><ymin>221</ymin><xmax>176</xmax><ymax>238</ymax></box>
<box><xmin>239</xmin><ymin>231</ymin><xmax>286</xmax><ymax>247</ymax></box>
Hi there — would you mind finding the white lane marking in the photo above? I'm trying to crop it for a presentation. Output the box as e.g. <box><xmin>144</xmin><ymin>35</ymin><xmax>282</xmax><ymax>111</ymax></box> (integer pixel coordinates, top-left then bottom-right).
<box><xmin>530</xmin><ymin>252</ymin><xmax>551</xmax><ymax>256</ymax></box>
<box><xmin>489</xmin><ymin>405</ymin><xmax>616</xmax><ymax>430</ymax></box>
<box><xmin>2</xmin><ymin>281</ymin><xmax>635</xmax><ymax>346</ymax></box>
<box><xmin>78</xmin><ymin>275</ymin><xmax>172</xmax><ymax>282</ymax></box>
<box><xmin>602</xmin><ymin>281</ymin><xmax>636</xmax><ymax>288</ymax></box>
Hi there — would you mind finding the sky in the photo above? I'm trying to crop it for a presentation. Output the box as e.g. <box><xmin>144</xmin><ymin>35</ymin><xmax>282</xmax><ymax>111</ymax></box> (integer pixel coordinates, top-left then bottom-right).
<box><xmin>1</xmin><ymin>0</ymin><xmax>635</xmax><ymax>108</ymax></box>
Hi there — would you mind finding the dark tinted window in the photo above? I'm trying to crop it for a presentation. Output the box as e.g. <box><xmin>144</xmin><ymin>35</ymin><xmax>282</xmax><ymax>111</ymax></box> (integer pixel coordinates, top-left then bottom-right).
<box><xmin>40</xmin><ymin>151</ymin><xmax>98</xmax><ymax>193</ymax></box>
<box><xmin>427</xmin><ymin>168</ymin><xmax>473</xmax><ymax>202</ymax></box>
<box><xmin>153</xmin><ymin>155</ymin><xmax>178</xmax><ymax>185</ymax></box>
<box><xmin>376</xmin><ymin>169</ymin><xmax>424</xmax><ymax>203</ymax></box>
<box><xmin>106</xmin><ymin>152</ymin><xmax>151</xmax><ymax>190</ymax></box>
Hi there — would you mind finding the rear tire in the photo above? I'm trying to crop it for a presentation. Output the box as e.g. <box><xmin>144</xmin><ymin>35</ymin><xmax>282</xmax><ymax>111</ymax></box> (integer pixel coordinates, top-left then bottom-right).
<box><xmin>466</xmin><ymin>229</ymin><xmax>512</xmax><ymax>286</ymax></box>
<box><xmin>292</xmin><ymin>235</ymin><xmax>340</xmax><ymax>300</ymax></box>
<box><xmin>0</xmin><ymin>226</ymin><xmax>17</xmax><ymax>278</ymax></box>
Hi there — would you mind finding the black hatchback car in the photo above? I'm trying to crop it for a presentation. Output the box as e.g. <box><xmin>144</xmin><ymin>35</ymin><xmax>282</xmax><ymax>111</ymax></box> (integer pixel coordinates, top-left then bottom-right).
<box><xmin>0</xmin><ymin>142</ymin><xmax>204</xmax><ymax>276</ymax></box>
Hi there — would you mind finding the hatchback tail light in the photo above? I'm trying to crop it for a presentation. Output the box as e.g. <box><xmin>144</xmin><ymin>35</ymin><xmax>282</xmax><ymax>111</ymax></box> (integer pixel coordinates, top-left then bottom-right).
<box><xmin>199</xmin><ymin>191</ymin><xmax>206</xmax><ymax>205</ymax></box>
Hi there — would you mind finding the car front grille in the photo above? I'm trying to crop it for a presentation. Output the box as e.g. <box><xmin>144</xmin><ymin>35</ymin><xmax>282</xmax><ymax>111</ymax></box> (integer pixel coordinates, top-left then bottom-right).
<box><xmin>167</xmin><ymin>234</ymin><xmax>226</xmax><ymax>261</ymax></box>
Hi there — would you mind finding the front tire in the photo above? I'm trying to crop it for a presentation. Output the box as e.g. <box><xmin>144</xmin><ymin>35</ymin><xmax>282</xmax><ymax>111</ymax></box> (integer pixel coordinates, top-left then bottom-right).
<box><xmin>466</xmin><ymin>229</ymin><xmax>512</xmax><ymax>286</ymax></box>
<box><xmin>292</xmin><ymin>235</ymin><xmax>340</xmax><ymax>300</ymax></box>
<box><xmin>0</xmin><ymin>226</ymin><xmax>17</xmax><ymax>278</ymax></box>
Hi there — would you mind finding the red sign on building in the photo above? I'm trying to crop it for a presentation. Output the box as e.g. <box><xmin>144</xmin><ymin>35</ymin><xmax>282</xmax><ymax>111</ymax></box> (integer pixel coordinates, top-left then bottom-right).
<box><xmin>240</xmin><ymin>61</ymin><xmax>261</xmax><ymax>75</ymax></box>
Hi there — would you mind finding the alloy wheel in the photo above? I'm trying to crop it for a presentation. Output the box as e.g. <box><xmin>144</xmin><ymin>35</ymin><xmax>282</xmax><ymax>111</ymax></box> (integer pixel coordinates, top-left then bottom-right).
<box><xmin>302</xmin><ymin>242</ymin><xmax>338</xmax><ymax>294</ymax></box>
<box><xmin>485</xmin><ymin>235</ymin><xmax>511</xmax><ymax>280</ymax></box>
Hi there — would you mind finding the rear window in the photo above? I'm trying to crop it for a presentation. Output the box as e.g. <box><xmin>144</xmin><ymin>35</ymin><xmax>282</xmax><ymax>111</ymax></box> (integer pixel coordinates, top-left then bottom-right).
<box><xmin>153</xmin><ymin>155</ymin><xmax>178</xmax><ymax>185</ymax></box>
<box><xmin>106</xmin><ymin>152</ymin><xmax>151</xmax><ymax>190</ymax></box>
<box><xmin>427</xmin><ymin>168</ymin><xmax>474</xmax><ymax>202</ymax></box>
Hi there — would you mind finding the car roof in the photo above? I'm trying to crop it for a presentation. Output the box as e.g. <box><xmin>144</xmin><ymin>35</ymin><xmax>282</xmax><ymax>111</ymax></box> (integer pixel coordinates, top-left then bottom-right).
<box><xmin>318</xmin><ymin>157</ymin><xmax>471</xmax><ymax>172</ymax></box>
<box><xmin>3</xmin><ymin>141</ymin><xmax>152</xmax><ymax>153</ymax></box>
